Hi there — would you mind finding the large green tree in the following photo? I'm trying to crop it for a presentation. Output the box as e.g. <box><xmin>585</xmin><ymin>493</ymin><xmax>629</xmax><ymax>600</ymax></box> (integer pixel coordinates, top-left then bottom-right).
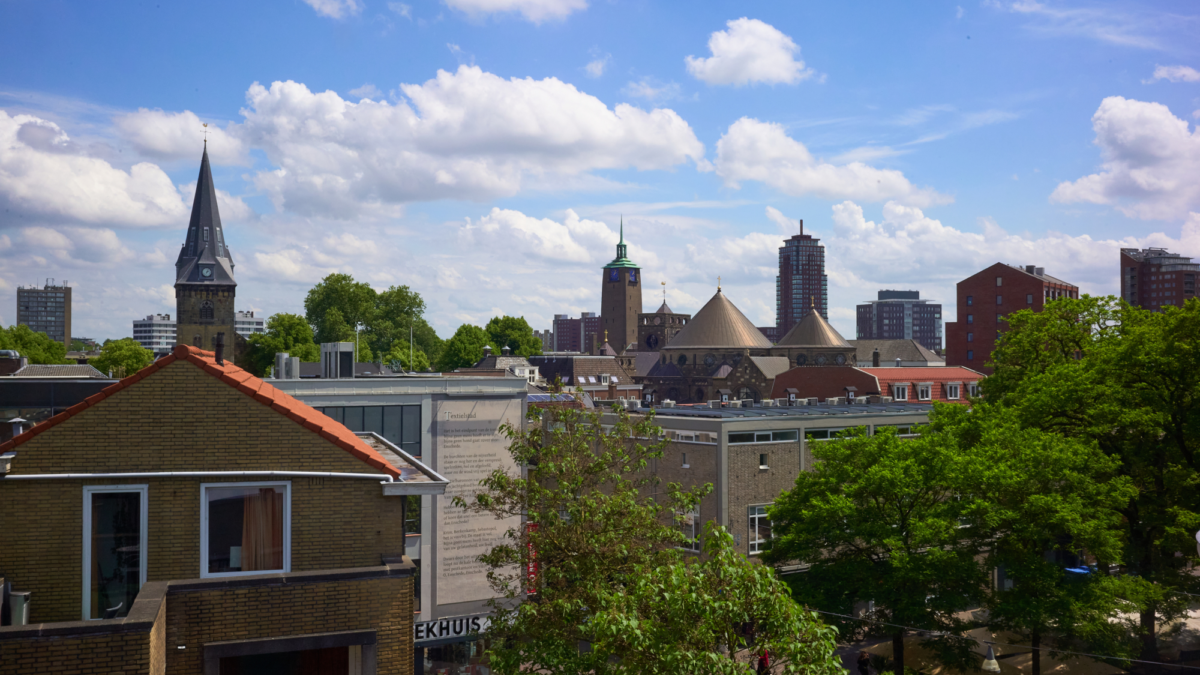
<box><xmin>765</xmin><ymin>425</ymin><xmax>985</xmax><ymax>674</ymax></box>
<box><xmin>937</xmin><ymin>403</ymin><xmax>1138</xmax><ymax>674</ymax></box>
<box><xmin>435</xmin><ymin>324</ymin><xmax>497</xmax><ymax>372</ymax></box>
<box><xmin>91</xmin><ymin>338</ymin><xmax>155</xmax><ymax>378</ymax></box>
<box><xmin>485</xmin><ymin>315</ymin><xmax>543</xmax><ymax>357</ymax></box>
<box><xmin>0</xmin><ymin>325</ymin><xmax>68</xmax><ymax>364</ymax></box>
<box><xmin>303</xmin><ymin>274</ymin><xmax>442</xmax><ymax>367</ymax></box>
<box><xmin>455</xmin><ymin>404</ymin><xmax>842</xmax><ymax>675</ymax></box>
<box><xmin>986</xmin><ymin>296</ymin><xmax>1200</xmax><ymax>661</ymax></box>
<box><xmin>242</xmin><ymin>313</ymin><xmax>321</xmax><ymax>377</ymax></box>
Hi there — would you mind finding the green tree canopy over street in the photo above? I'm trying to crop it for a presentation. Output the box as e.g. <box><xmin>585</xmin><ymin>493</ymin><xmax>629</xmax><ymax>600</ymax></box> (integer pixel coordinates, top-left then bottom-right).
<box><xmin>986</xmin><ymin>296</ymin><xmax>1200</xmax><ymax>662</ymax></box>
<box><xmin>91</xmin><ymin>337</ymin><xmax>155</xmax><ymax>377</ymax></box>
<box><xmin>303</xmin><ymin>273</ymin><xmax>443</xmax><ymax>368</ymax></box>
<box><xmin>485</xmin><ymin>315</ymin><xmax>543</xmax><ymax>357</ymax></box>
<box><xmin>0</xmin><ymin>324</ymin><xmax>68</xmax><ymax>364</ymax></box>
<box><xmin>456</xmin><ymin>404</ymin><xmax>842</xmax><ymax>675</ymax></box>
<box><xmin>242</xmin><ymin>313</ymin><xmax>321</xmax><ymax>377</ymax></box>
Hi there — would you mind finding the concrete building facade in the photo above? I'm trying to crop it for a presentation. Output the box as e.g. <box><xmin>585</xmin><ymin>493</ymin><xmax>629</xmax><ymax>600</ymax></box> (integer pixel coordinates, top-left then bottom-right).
<box><xmin>944</xmin><ymin>263</ymin><xmax>1079</xmax><ymax>375</ymax></box>
<box><xmin>132</xmin><ymin>314</ymin><xmax>177</xmax><ymax>356</ymax></box>
<box><xmin>551</xmin><ymin>312</ymin><xmax>600</xmax><ymax>353</ymax></box>
<box><xmin>855</xmin><ymin>290</ymin><xmax>942</xmax><ymax>351</ymax></box>
<box><xmin>17</xmin><ymin>280</ymin><xmax>71</xmax><ymax>347</ymax></box>
<box><xmin>235</xmin><ymin>310</ymin><xmax>266</xmax><ymax>339</ymax></box>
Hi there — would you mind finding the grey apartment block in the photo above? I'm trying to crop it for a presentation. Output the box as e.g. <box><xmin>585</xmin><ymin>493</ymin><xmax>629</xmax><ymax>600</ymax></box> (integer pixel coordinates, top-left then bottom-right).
<box><xmin>235</xmin><ymin>310</ymin><xmax>266</xmax><ymax>339</ymax></box>
<box><xmin>132</xmin><ymin>314</ymin><xmax>177</xmax><ymax>355</ymax></box>
<box><xmin>604</xmin><ymin>401</ymin><xmax>932</xmax><ymax>565</ymax></box>
<box><xmin>17</xmin><ymin>281</ymin><xmax>72</xmax><ymax>346</ymax></box>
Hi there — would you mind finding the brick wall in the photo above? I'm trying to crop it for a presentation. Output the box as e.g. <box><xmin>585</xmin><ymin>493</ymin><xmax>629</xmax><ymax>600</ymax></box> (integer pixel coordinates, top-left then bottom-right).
<box><xmin>726</xmin><ymin>442</ymin><xmax>802</xmax><ymax>558</ymax></box>
<box><xmin>0</xmin><ymin>358</ymin><xmax>404</xmax><ymax>623</ymax></box>
<box><xmin>165</xmin><ymin>572</ymin><xmax>412</xmax><ymax>675</ymax></box>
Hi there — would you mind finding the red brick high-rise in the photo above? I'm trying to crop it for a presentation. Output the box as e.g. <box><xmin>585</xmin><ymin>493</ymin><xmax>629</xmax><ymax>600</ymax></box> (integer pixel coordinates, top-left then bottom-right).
<box><xmin>944</xmin><ymin>263</ymin><xmax>1079</xmax><ymax>375</ymax></box>
<box><xmin>1120</xmin><ymin>247</ymin><xmax>1199</xmax><ymax>310</ymax></box>
<box><xmin>775</xmin><ymin>221</ymin><xmax>827</xmax><ymax>337</ymax></box>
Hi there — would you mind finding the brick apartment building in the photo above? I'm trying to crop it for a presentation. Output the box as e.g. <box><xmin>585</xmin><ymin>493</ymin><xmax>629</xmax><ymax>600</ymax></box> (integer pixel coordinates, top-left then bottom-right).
<box><xmin>1120</xmin><ymin>247</ymin><xmax>1199</xmax><ymax>310</ymax></box>
<box><xmin>944</xmin><ymin>263</ymin><xmax>1079</xmax><ymax>375</ymax></box>
<box><xmin>0</xmin><ymin>344</ymin><xmax>446</xmax><ymax>674</ymax></box>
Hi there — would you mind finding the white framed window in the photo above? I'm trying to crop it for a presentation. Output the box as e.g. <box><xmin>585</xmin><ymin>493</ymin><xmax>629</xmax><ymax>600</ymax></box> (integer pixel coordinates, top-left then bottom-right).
<box><xmin>968</xmin><ymin>383</ymin><xmax>980</xmax><ymax>397</ymax></box>
<box><xmin>679</xmin><ymin>507</ymin><xmax>700</xmax><ymax>552</ymax></box>
<box><xmin>917</xmin><ymin>384</ymin><xmax>932</xmax><ymax>401</ymax></box>
<box><xmin>83</xmin><ymin>485</ymin><xmax>148</xmax><ymax>620</ymax></box>
<box><xmin>681</xmin><ymin>452</ymin><xmax>689</xmax><ymax>468</ymax></box>
<box><xmin>947</xmin><ymin>383</ymin><xmax>961</xmax><ymax>400</ymax></box>
<box><xmin>749</xmin><ymin>505</ymin><xmax>772</xmax><ymax>555</ymax></box>
<box><xmin>599</xmin><ymin>374</ymin><xmax>610</xmax><ymax>384</ymax></box>
<box><xmin>759</xmin><ymin>453</ymin><xmax>769</xmax><ymax>469</ymax></box>
<box><xmin>200</xmin><ymin>481</ymin><xmax>291</xmax><ymax>578</ymax></box>
<box><xmin>893</xmin><ymin>384</ymin><xmax>909</xmax><ymax>401</ymax></box>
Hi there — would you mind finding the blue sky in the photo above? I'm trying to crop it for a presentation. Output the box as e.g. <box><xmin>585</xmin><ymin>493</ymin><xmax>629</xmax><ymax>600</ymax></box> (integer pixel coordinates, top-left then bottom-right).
<box><xmin>1</xmin><ymin>0</ymin><xmax>1198</xmax><ymax>343</ymax></box>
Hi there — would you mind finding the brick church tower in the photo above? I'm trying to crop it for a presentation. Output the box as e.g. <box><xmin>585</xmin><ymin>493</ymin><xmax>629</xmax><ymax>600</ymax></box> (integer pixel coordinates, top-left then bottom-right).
<box><xmin>600</xmin><ymin>219</ymin><xmax>642</xmax><ymax>354</ymax></box>
<box><xmin>175</xmin><ymin>144</ymin><xmax>241</xmax><ymax>354</ymax></box>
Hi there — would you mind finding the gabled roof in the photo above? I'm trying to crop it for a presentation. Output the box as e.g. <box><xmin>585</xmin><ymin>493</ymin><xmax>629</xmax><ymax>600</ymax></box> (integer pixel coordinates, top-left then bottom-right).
<box><xmin>9</xmin><ymin>364</ymin><xmax>108</xmax><ymax>378</ymax></box>
<box><xmin>662</xmin><ymin>290</ymin><xmax>773</xmax><ymax>350</ymax></box>
<box><xmin>748</xmin><ymin>356</ymin><xmax>791</xmax><ymax>379</ymax></box>
<box><xmin>859</xmin><ymin>365</ymin><xmax>984</xmax><ymax>382</ymax></box>
<box><xmin>0</xmin><ymin>344</ymin><xmax>400</xmax><ymax>477</ymax></box>
<box><xmin>849</xmin><ymin>339</ymin><xmax>944</xmax><ymax>365</ymax></box>
<box><xmin>656</xmin><ymin>301</ymin><xmax>674</xmax><ymax>314</ymax></box>
<box><xmin>777</xmin><ymin>308</ymin><xmax>851</xmax><ymax>348</ymax></box>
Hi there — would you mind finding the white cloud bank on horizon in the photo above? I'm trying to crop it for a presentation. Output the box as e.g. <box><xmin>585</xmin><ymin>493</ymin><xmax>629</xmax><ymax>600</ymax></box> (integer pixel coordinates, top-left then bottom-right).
<box><xmin>114</xmin><ymin>109</ymin><xmax>249</xmax><ymax>165</ymax></box>
<box><xmin>443</xmin><ymin>0</ymin><xmax>587</xmax><ymax>23</ymax></box>
<box><xmin>0</xmin><ymin>111</ymin><xmax>187</xmax><ymax>228</ymax></box>
<box><xmin>301</xmin><ymin>0</ymin><xmax>363</xmax><ymax>19</ymax></box>
<box><xmin>1052</xmin><ymin>96</ymin><xmax>1200</xmax><ymax>220</ymax></box>
<box><xmin>686</xmin><ymin>18</ymin><xmax>816</xmax><ymax>86</ymax></box>
<box><xmin>713</xmin><ymin>117</ymin><xmax>951</xmax><ymax>207</ymax></box>
<box><xmin>1144</xmin><ymin>64</ymin><xmax>1200</xmax><ymax>83</ymax></box>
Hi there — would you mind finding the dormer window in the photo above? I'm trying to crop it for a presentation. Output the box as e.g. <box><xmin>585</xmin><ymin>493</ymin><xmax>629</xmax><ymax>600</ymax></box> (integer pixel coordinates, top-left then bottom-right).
<box><xmin>203</xmin><ymin>228</ymin><xmax>209</xmax><ymax>241</ymax></box>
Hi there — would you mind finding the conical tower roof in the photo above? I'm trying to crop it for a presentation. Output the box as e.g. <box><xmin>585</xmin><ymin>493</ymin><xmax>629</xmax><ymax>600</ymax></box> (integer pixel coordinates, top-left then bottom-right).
<box><xmin>777</xmin><ymin>306</ymin><xmax>851</xmax><ymax>348</ymax></box>
<box><xmin>661</xmin><ymin>289</ymin><xmax>772</xmax><ymax>350</ymax></box>
<box><xmin>175</xmin><ymin>145</ymin><xmax>236</xmax><ymax>286</ymax></box>
<box><xmin>655</xmin><ymin>301</ymin><xmax>674</xmax><ymax>314</ymax></box>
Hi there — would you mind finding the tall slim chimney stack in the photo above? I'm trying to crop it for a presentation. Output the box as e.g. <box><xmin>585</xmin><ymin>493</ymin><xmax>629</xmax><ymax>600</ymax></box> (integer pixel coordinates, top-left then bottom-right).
<box><xmin>215</xmin><ymin>332</ymin><xmax>225</xmax><ymax>366</ymax></box>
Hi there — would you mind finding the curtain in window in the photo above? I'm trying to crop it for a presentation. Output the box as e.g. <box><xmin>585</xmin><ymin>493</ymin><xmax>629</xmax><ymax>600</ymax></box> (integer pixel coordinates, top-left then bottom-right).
<box><xmin>242</xmin><ymin>488</ymin><xmax>284</xmax><ymax>571</ymax></box>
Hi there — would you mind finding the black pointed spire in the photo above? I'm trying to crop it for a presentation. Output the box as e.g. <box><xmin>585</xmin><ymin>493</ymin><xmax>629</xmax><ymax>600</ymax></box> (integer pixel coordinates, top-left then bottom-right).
<box><xmin>176</xmin><ymin>147</ymin><xmax>236</xmax><ymax>286</ymax></box>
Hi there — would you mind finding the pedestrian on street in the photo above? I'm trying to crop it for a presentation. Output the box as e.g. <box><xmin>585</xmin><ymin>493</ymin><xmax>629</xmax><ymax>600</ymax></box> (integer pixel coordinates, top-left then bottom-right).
<box><xmin>857</xmin><ymin>650</ymin><xmax>872</xmax><ymax>675</ymax></box>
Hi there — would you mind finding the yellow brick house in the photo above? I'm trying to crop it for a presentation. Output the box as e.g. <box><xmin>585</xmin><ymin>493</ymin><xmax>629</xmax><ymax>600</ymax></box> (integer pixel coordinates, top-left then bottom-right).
<box><xmin>0</xmin><ymin>344</ymin><xmax>447</xmax><ymax>675</ymax></box>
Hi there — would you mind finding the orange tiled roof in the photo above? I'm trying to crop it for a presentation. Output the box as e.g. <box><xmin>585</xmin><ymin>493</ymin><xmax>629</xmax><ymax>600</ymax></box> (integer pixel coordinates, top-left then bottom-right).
<box><xmin>0</xmin><ymin>344</ymin><xmax>400</xmax><ymax>478</ymax></box>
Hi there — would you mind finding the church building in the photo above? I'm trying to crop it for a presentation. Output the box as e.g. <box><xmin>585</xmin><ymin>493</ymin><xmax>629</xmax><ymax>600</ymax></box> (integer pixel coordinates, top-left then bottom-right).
<box><xmin>174</xmin><ymin>145</ymin><xmax>245</xmax><ymax>357</ymax></box>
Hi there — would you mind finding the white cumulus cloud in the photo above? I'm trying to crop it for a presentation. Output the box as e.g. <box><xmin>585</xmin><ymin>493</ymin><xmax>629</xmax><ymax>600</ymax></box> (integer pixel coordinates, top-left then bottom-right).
<box><xmin>713</xmin><ymin>117</ymin><xmax>950</xmax><ymax>207</ymax></box>
<box><xmin>20</xmin><ymin>226</ymin><xmax>135</xmax><ymax>265</ymax></box>
<box><xmin>1144</xmin><ymin>64</ymin><xmax>1200</xmax><ymax>83</ymax></box>
<box><xmin>1051</xmin><ymin>96</ymin><xmax>1200</xmax><ymax>220</ymax></box>
<box><xmin>685</xmin><ymin>18</ymin><xmax>816</xmax><ymax>86</ymax></box>
<box><xmin>0</xmin><ymin>111</ymin><xmax>187</xmax><ymax>228</ymax></box>
<box><xmin>235</xmin><ymin>67</ymin><xmax>706</xmax><ymax>217</ymax></box>
<box><xmin>444</xmin><ymin>0</ymin><xmax>587</xmax><ymax>23</ymax></box>
<box><xmin>113</xmin><ymin>109</ymin><xmax>249</xmax><ymax>165</ymax></box>
<box><xmin>302</xmin><ymin>0</ymin><xmax>363</xmax><ymax>19</ymax></box>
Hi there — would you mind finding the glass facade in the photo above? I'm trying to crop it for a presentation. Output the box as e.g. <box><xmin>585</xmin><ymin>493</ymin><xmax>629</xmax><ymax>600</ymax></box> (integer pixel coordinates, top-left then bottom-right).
<box><xmin>314</xmin><ymin>405</ymin><xmax>421</xmax><ymax>457</ymax></box>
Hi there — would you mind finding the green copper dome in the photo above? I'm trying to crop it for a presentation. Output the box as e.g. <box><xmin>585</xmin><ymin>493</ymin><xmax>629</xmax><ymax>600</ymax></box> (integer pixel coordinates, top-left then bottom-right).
<box><xmin>604</xmin><ymin>217</ymin><xmax>639</xmax><ymax>269</ymax></box>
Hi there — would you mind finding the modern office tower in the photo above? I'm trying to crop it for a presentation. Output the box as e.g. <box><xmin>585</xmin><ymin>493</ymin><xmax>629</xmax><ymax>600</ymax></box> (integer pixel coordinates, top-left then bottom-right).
<box><xmin>944</xmin><ymin>264</ymin><xmax>1079</xmax><ymax>375</ymax></box>
<box><xmin>775</xmin><ymin>221</ymin><xmax>827</xmax><ymax>335</ymax></box>
<box><xmin>132</xmin><ymin>314</ymin><xmax>178</xmax><ymax>355</ymax></box>
<box><xmin>552</xmin><ymin>312</ymin><xmax>601</xmax><ymax>352</ymax></box>
<box><xmin>1120</xmin><ymin>247</ymin><xmax>1199</xmax><ymax>310</ymax></box>
<box><xmin>235</xmin><ymin>310</ymin><xmax>266</xmax><ymax>339</ymax></box>
<box><xmin>855</xmin><ymin>290</ymin><xmax>943</xmax><ymax>351</ymax></box>
<box><xmin>17</xmin><ymin>279</ymin><xmax>71</xmax><ymax>347</ymax></box>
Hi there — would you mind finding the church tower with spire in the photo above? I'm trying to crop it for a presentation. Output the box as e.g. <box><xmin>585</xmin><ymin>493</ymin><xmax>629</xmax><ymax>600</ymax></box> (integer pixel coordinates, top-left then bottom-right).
<box><xmin>600</xmin><ymin>218</ymin><xmax>642</xmax><ymax>354</ymax></box>
<box><xmin>175</xmin><ymin>145</ymin><xmax>239</xmax><ymax>353</ymax></box>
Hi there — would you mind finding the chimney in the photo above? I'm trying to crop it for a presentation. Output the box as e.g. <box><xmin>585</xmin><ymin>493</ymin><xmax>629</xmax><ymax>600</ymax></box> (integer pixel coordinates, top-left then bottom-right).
<box><xmin>1035</xmin><ymin>267</ymin><xmax>1045</xmax><ymax>276</ymax></box>
<box><xmin>608</xmin><ymin>377</ymin><xmax>617</xmax><ymax>400</ymax></box>
<box><xmin>1026</xmin><ymin>265</ymin><xmax>1036</xmax><ymax>274</ymax></box>
<box><xmin>215</xmin><ymin>332</ymin><xmax>225</xmax><ymax>366</ymax></box>
<box><xmin>895</xmin><ymin>357</ymin><xmax>901</xmax><ymax>367</ymax></box>
<box><xmin>872</xmin><ymin>348</ymin><xmax>880</xmax><ymax>368</ymax></box>
<box><xmin>502</xmin><ymin>345</ymin><xmax>511</xmax><ymax>356</ymax></box>
<box><xmin>483</xmin><ymin>345</ymin><xmax>492</xmax><ymax>358</ymax></box>
<box><xmin>8</xmin><ymin>418</ymin><xmax>27</xmax><ymax>440</ymax></box>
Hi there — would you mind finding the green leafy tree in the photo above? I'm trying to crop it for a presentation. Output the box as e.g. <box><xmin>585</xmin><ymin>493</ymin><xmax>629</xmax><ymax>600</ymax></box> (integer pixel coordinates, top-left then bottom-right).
<box><xmin>938</xmin><ymin>403</ymin><xmax>1138</xmax><ymax>674</ymax></box>
<box><xmin>304</xmin><ymin>274</ymin><xmax>378</xmax><ymax>344</ymax></box>
<box><xmin>382</xmin><ymin>340</ymin><xmax>430</xmax><ymax>372</ymax></box>
<box><xmin>91</xmin><ymin>338</ymin><xmax>155</xmax><ymax>378</ymax></box>
<box><xmin>485</xmin><ymin>315</ymin><xmax>543</xmax><ymax>357</ymax></box>
<box><xmin>242</xmin><ymin>313</ymin><xmax>321</xmax><ymax>377</ymax></box>
<box><xmin>986</xmin><ymin>296</ymin><xmax>1200</xmax><ymax>660</ymax></box>
<box><xmin>455</xmin><ymin>404</ymin><xmax>842</xmax><ymax>675</ymax></box>
<box><xmin>0</xmin><ymin>325</ymin><xmax>69</xmax><ymax>364</ymax></box>
<box><xmin>765</xmin><ymin>425</ymin><xmax>986</xmax><ymax>675</ymax></box>
<box><xmin>435</xmin><ymin>324</ymin><xmax>497</xmax><ymax>371</ymax></box>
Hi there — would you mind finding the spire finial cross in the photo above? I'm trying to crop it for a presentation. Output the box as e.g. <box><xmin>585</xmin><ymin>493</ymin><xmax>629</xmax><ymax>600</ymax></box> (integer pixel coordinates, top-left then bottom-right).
<box><xmin>202</xmin><ymin>123</ymin><xmax>209</xmax><ymax>146</ymax></box>
<box><xmin>661</xmin><ymin>280</ymin><xmax>666</xmax><ymax>301</ymax></box>
<box><xmin>718</xmin><ymin>276</ymin><xmax>722</xmax><ymax>291</ymax></box>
